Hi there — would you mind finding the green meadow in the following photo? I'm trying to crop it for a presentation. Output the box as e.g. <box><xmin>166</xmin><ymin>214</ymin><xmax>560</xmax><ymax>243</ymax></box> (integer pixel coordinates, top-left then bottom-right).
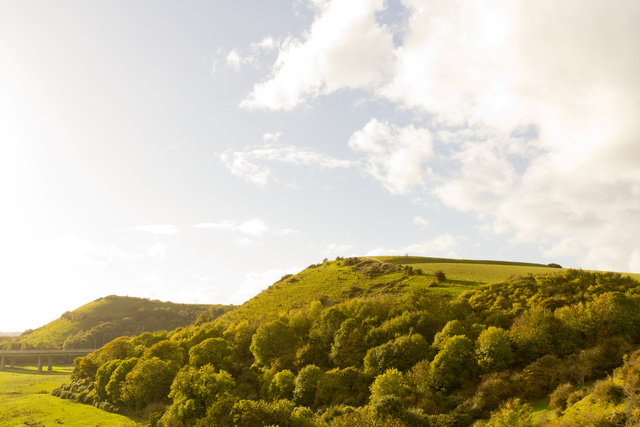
<box><xmin>0</xmin><ymin>365</ymin><xmax>142</xmax><ymax>426</ymax></box>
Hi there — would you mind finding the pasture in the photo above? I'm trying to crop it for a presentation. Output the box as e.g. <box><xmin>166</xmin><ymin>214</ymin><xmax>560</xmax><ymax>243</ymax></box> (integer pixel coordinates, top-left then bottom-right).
<box><xmin>0</xmin><ymin>365</ymin><xmax>142</xmax><ymax>426</ymax></box>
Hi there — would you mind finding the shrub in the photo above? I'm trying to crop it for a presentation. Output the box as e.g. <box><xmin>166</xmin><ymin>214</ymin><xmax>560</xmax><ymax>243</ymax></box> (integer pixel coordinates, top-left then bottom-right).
<box><xmin>434</xmin><ymin>270</ymin><xmax>446</xmax><ymax>283</ymax></box>
<box><xmin>549</xmin><ymin>383</ymin><xmax>574</xmax><ymax>413</ymax></box>
<box><xmin>591</xmin><ymin>377</ymin><xmax>625</xmax><ymax>405</ymax></box>
<box><xmin>486</xmin><ymin>398</ymin><xmax>533</xmax><ymax>427</ymax></box>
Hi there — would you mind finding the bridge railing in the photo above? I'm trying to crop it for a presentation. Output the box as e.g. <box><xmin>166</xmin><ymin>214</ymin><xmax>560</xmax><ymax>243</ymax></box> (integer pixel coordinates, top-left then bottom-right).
<box><xmin>0</xmin><ymin>349</ymin><xmax>94</xmax><ymax>372</ymax></box>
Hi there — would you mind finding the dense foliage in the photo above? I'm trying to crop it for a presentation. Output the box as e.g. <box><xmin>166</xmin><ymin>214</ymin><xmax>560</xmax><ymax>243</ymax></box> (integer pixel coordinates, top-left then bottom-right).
<box><xmin>54</xmin><ymin>260</ymin><xmax>640</xmax><ymax>426</ymax></box>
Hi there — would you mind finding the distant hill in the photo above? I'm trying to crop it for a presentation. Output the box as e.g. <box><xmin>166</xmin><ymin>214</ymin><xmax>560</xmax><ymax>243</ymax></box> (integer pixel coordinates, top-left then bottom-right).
<box><xmin>0</xmin><ymin>332</ymin><xmax>21</xmax><ymax>337</ymax></box>
<box><xmin>0</xmin><ymin>295</ymin><xmax>234</xmax><ymax>350</ymax></box>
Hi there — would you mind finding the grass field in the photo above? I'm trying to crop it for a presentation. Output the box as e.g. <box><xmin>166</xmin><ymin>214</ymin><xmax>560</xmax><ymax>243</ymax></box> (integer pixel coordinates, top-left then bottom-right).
<box><xmin>0</xmin><ymin>365</ymin><xmax>142</xmax><ymax>426</ymax></box>
<box><xmin>380</xmin><ymin>256</ymin><xmax>565</xmax><ymax>283</ymax></box>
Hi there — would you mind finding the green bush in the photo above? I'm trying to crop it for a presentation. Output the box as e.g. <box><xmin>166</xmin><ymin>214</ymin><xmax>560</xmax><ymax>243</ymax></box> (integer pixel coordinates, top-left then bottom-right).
<box><xmin>591</xmin><ymin>378</ymin><xmax>625</xmax><ymax>405</ymax></box>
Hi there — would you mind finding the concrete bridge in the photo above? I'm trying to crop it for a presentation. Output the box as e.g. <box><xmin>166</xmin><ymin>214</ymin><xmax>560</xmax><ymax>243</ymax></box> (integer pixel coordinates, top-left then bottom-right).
<box><xmin>0</xmin><ymin>349</ymin><xmax>94</xmax><ymax>372</ymax></box>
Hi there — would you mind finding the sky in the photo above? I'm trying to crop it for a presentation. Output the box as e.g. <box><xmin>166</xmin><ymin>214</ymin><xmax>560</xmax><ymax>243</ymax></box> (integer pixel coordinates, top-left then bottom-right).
<box><xmin>1</xmin><ymin>0</ymin><xmax>639</xmax><ymax>332</ymax></box>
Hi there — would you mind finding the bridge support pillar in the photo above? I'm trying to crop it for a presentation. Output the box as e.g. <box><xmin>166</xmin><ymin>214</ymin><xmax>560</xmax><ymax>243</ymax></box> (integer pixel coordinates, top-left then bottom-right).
<box><xmin>37</xmin><ymin>356</ymin><xmax>43</xmax><ymax>372</ymax></box>
<box><xmin>11</xmin><ymin>358</ymin><xmax>15</xmax><ymax>369</ymax></box>
<box><xmin>0</xmin><ymin>356</ymin><xmax>4</xmax><ymax>370</ymax></box>
<box><xmin>48</xmin><ymin>356</ymin><xmax>53</xmax><ymax>371</ymax></box>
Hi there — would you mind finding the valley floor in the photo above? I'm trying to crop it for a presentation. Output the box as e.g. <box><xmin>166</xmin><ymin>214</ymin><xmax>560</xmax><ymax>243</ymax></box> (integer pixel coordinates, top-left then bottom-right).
<box><xmin>0</xmin><ymin>365</ymin><xmax>142</xmax><ymax>426</ymax></box>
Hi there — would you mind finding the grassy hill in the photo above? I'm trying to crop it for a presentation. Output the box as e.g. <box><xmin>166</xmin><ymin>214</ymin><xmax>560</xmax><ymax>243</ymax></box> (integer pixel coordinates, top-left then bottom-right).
<box><xmin>38</xmin><ymin>256</ymin><xmax>640</xmax><ymax>426</ymax></box>
<box><xmin>218</xmin><ymin>256</ymin><xmax>568</xmax><ymax>324</ymax></box>
<box><xmin>0</xmin><ymin>295</ymin><xmax>234</xmax><ymax>350</ymax></box>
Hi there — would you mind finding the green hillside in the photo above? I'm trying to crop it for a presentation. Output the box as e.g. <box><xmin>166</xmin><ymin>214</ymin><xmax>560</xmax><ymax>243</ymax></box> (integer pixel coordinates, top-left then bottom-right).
<box><xmin>219</xmin><ymin>256</ymin><xmax>566</xmax><ymax>325</ymax></box>
<box><xmin>0</xmin><ymin>295</ymin><xmax>234</xmax><ymax>350</ymax></box>
<box><xmin>50</xmin><ymin>257</ymin><xmax>640</xmax><ymax>426</ymax></box>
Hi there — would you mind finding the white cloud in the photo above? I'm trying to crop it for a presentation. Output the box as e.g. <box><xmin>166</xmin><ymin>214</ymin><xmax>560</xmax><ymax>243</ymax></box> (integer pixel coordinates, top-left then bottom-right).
<box><xmin>226</xmin><ymin>48</ymin><xmax>258</xmax><ymax>70</ymax></box>
<box><xmin>237</xmin><ymin>238</ymin><xmax>256</xmax><ymax>247</ymax></box>
<box><xmin>240</xmin><ymin>1</ymin><xmax>640</xmax><ymax>273</ymax></box>
<box><xmin>233</xmin><ymin>267</ymin><xmax>301</xmax><ymax>303</ymax></box>
<box><xmin>144</xmin><ymin>240</ymin><xmax>168</xmax><ymax>258</ymax></box>
<box><xmin>433</xmin><ymin>139</ymin><xmax>520</xmax><ymax>212</ymax></box>
<box><xmin>188</xmin><ymin>267</ymin><xmax>302</xmax><ymax>306</ymax></box>
<box><xmin>413</xmin><ymin>216</ymin><xmax>429</xmax><ymax>229</ymax></box>
<box><xmin>349</xmin><ymin>119</ymin><xmax>433</xmax><ymax>194</ymax></box>
<box><xmin>367</xmin><ymin>234</ymin><xmax>462</xmax><ymax>258</ymax></box>
<box><xmin>143</xmin><ymin>274</ymin><xmax>165</xmax><ymax>285</ymax></box>
<box><xmin>130</xmin><ymin>224</ymin><xmax>180</xmax><ymax>235</ymax></box>
<box><xmin>542</xmin><ymin>237</ymin><xmax>586</xmax><ymax>259</ymax></box>
<box><xmin>219</xmin><ymin>152</ymin><xmax>272</xmax><ymax>185</ymax></box>
<box><xmin>237</xmin><ymin>218</ymin><xmax>270</xmax><ymax>236</ymax></box>
<box><xmin>219</xmin><ymin>144</ymin><xmax>353</xmax><ymax>185</ymax></box>
<box><xmin>323</xmin><ymin>243</ymin><xmax>354</xmax><ymax>256</ymax></box>
<box><xmin>263</xmin><ymin>132</ymin><xmax>283</xmax><ymax>142</ymax></box>
<box><xmin>240</xmin><ymin>0</ymin><xmax>395</xmax><ymax>110</ymax></box>
<box><xmin>195</xmin><ymin>220</ymin><xmax>237</xmax><ymax>231</ymax></box>
<box><xmin>195</xmin><ymin>218</ymin><xmax>297</xmax><ymax>237</ymax></box>
<box><xmin>48</xmin><ymin>235</ymin><xmax>138</xmax><ymax>265</ymax></box>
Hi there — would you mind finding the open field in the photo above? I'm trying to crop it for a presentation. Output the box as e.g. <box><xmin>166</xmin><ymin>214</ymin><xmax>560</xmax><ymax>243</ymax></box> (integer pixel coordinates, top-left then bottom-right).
<box><xmin>0</xmin><ymin>365</ymin><xmax>142</xmax><ymax>426</ymax></box>
<box><xmin>380</xmin><ymin>256</ymin><xmax>640</xmax><ymax>283</ymax></box>
<box><xmin>379</xmin><ymin>256</ymin><xmax>565</xmax><ymax>284</ymax></box>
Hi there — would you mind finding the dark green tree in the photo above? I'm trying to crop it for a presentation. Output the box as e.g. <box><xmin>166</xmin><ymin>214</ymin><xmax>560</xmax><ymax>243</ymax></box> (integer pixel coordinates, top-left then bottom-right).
<box><xmin>250</xmin><ymin>319</ymin><xmax>297</xmax><ymax>368</ymax></box>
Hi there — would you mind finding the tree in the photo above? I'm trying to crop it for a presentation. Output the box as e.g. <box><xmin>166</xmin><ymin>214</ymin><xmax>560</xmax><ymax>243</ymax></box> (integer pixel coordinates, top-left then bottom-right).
<box><xmin>250</xmin><ymin>319</ymin><xmax>297</xmax><ymax>368</ymax></box>
<box><xmin>189</xmin><ymin>337</ymin><xmax>230</xmax><ymax>369</ymax></box>
<box><xmin>429</xmin><ymin>335</ymin><xmax>474</xmax><ymax>391</ymax></box>
<box><xmin>369</xmin><ymin>368</ymin><xmax>407</xmax><ymax>406</ymax></box>
<box><xmin>432</xmin><ymin>320</ymin><xmax>467</xmax><ymax>349</ymax></box>
<box><xmin>121</xmin><ymin>357</ymin><xmax>177</xmax><ymax>410</ymax></box>
<box><xmin>315</xmin><ymin>367</ymin><xmax>371</xmax><ymax>407</ymax></box>
<box><xmin>94</xmin><ymin>359</ymin><xmax>121</xmax><ymax>402</ymax></box>
<box><xmin>294</xmin><ymin>365</ymin><xmax>324</xmax><ymax>407</ymax></box>
<box><xmin>330</xmin><ymin>318</ymin><xmax>367</xmax><ymax>368</ymax></box>
<box><xmin>105</xmin><ymin>357</ymin><xmax>138</xmax><ymax>405</ymax></box>
<box><xmin>475</xmin><ymin>327</ymin><xmax>513</xmax><ymax>373</ymax></box>
<box><xmin>508</xmin><ymin>307</ymin><xmax>557</xmax><ymax>362</ymax></box>
<box><xmin>267</xmin><ymin>370</ymin><xmax>295</xmax><ymax>401</ymax></box>
<box><xmin>364</xmin><ymin>334</ymin><xmax>429</xmax><ymax>376</ymax></box>
<box><xmin>162</xmin><ymin>365</ymin><xmax>235</xmax><ymax>425</ymax></box>
<box><xmin>142</xmin><ymin>340</ymin><xmax>184</xmax><ymax>367</ymax></box>
<box><xmin>434</xmin><ymin>270</ymin><xmax>447</xmax><ymax>283</ymax></box>
<box><xmin>94</xmin><ymin>337</ymin><xmax>135</xmax><ymax>365</ymax></box>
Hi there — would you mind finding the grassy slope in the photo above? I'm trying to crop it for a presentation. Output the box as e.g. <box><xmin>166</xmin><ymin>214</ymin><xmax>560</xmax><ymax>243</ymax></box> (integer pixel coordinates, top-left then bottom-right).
<box><xmin>0</xmin><ymin>366</ymin><xmax>141</xmax><ymax>426</ymax></box>
<box><xmin>219</xmin><ymin>256</ymin><xmax>569</xmax><ymax>324</ymax></box>
<box><xmin>15</xmin><ymin>295</ymin><xmax>232</xmax><ymax>348</ymax></box>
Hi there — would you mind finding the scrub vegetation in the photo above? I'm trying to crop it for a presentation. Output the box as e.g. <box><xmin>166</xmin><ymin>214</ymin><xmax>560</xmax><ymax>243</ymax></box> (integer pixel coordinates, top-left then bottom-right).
<box><xmin>49</xmin><ymin>256</ymin><xmax>640</xmax><ymax>426</ymax></box>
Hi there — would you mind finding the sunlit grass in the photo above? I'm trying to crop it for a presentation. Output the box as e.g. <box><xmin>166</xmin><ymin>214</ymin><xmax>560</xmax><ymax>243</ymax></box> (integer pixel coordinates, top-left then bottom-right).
<box><xmin>0</xmin><ymin>365</ymin><xmax>142</xmax><ymax>426</ymax></box>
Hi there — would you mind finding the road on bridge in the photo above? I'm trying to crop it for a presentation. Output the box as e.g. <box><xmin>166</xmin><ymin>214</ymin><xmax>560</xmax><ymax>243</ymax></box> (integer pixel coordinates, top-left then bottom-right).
<box><xmin>0</xmin><ymin>349</ymin><xmax>94</xmax><ymax>372</ymax></box>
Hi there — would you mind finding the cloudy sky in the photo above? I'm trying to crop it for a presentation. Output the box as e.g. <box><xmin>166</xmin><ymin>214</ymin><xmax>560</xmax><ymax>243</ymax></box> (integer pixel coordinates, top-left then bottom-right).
<box><xmin>1</xmin><ymin>0</ymin><xmax>639</xmax><ymax>331</ymax></box>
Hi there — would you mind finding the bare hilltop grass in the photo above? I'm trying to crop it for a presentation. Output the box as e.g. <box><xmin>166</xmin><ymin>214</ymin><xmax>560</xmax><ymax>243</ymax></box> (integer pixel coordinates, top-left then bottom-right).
<box><xmin>0</xmin><ymin>365</ymin><xmax>142</xmax><ymax>426</ymax></box>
